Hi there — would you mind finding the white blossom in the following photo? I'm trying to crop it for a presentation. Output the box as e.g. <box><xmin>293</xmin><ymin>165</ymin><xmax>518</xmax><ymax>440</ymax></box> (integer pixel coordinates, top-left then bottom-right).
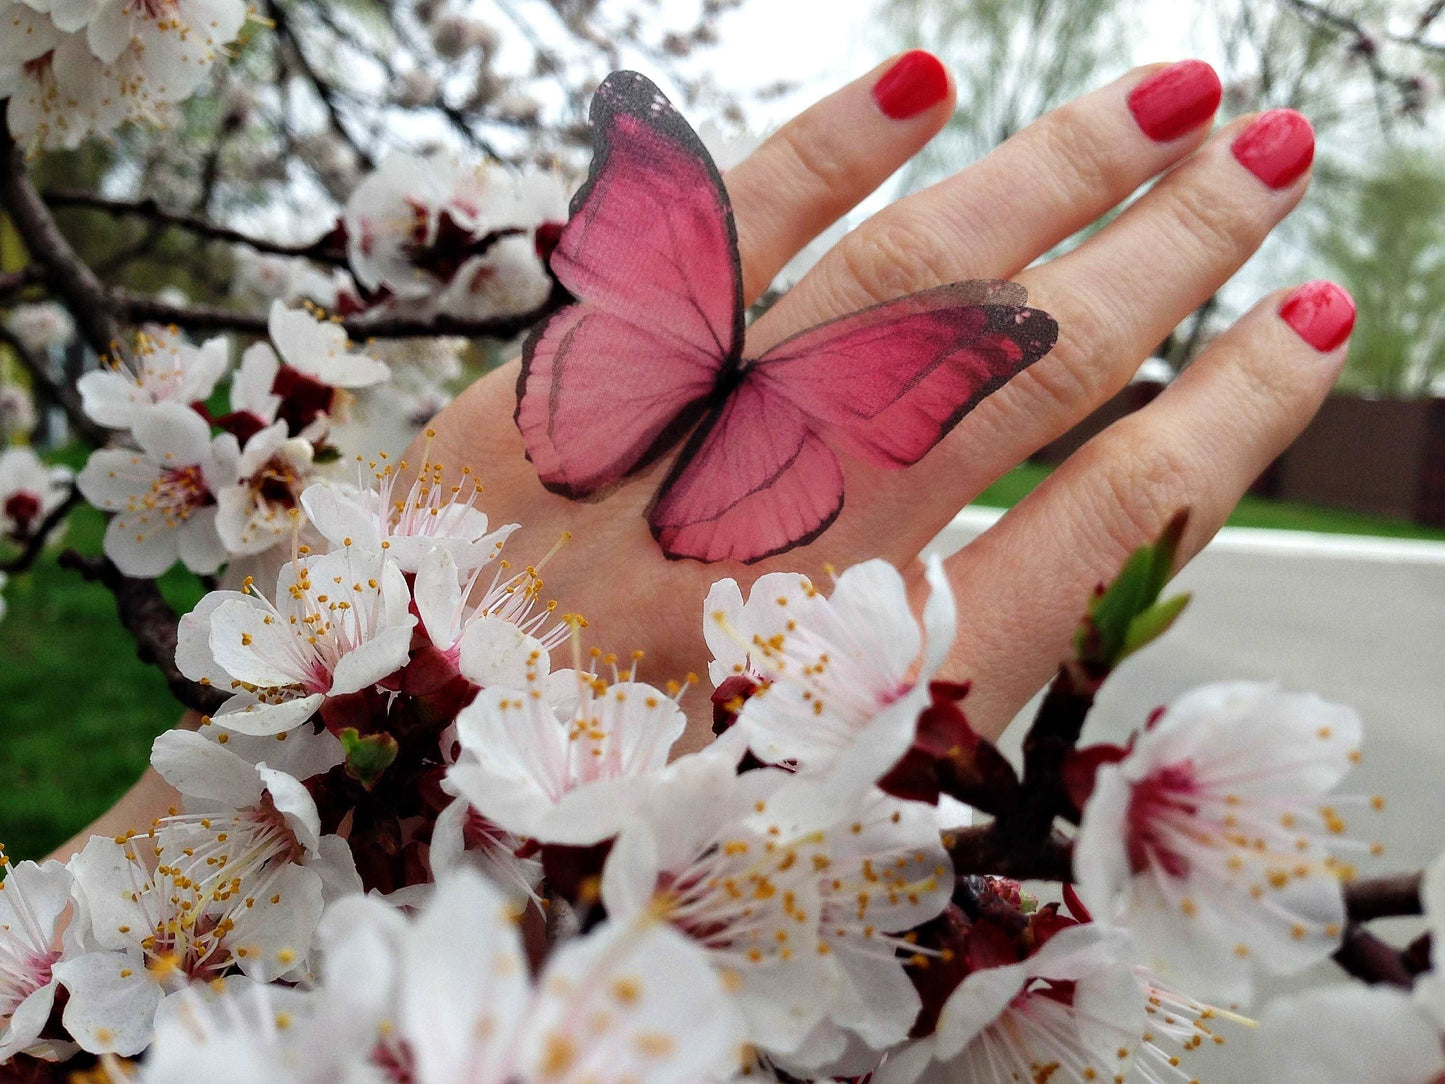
<box><xmin>76</xmin><ymin>403</ymin><xmax>237</xmax><ymax>576</ymax></box>
<box><xmin>0</xmin><ymin>445</ymin><xmax>72</xmax><ymax>542</ymax></box>
<box><xmin>83</xmin><ymin>0</ymin><xmax>247</xmax><ymax>106</ymax></box>
<box><xmin>875</xmin><ymin>923</ymin><xmax>1145</xmax><ymax>1084</ymax></box>
<box><xmin>214</xmin><ymin>422</ymin><xmax>314</xmax><ymax>556</ymax></box>
<box><xmin>3</xmin><ymin>299</ymin><xmax>74</xmax><ymax>354</ymax></box>
<box><xmin>0</xmin><ymin>383</ymin><xmax>37</xmax><ymax>441</ymax></box>
<box><xmin>57</xmin><ymin>833</ymin><xmax>323</xmax><ymax>1055</ymax></box>
<box><xmin>1075</xmin><ymin>682</ymin><xmax>1364</xmax><ymax>1004</ymax></box>
<box><xmin>0</xmin><ymin>855</ymin><xmax>74</xmax><ymax>1062</ymax></box>
<box><xmin>78</xmin><ymin>328</ymin><xmax>229</xmax><ymax>430</ymax></box>
<box><xmin>447</xmin><ymin>660</ymin><xmax>688</xmax><ymax>846</ymax></box>
<box><xmin>175</xmin><ymin>547</ymin><xmax>416</xmax><ymax>736</ymax></box>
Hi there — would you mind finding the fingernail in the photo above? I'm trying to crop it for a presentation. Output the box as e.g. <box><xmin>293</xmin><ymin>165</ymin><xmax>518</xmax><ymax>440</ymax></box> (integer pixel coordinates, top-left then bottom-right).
<box><xmin>1232</xmin><ymin>109</ymin><xmax>1315</xmax><ymax>189</ymax></box>
<box><xmin>1279</xmin><ymin>280</ymin><xmax>1355</xmax><ymax>352</ymax></box>
<box><xmin>1127</xmin><ymin>60</ymin><xmax>1222</xmax><ymax>142</ymax></box>
<box><xmin>873</xmin><ymin>50</ymin><xmax>949</xmax><ymax>120</ymax></box>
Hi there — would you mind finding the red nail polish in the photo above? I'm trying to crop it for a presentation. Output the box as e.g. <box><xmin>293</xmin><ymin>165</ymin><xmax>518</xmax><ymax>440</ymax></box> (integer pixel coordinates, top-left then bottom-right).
<box><xmin>872</xmin><ymin>51</ymin><xmax>949</xmax><ymax>120</ymax></box>
<box><xmin>1127</xmin><ymin>60</ymin><xmax>1222</xmax><ymax>142</ymax></box>
<box><xmin>1232</xmin><ymin>109</ymin><xmax>1315</xmax><ymax>189</ymax></box>
<box><xmin>1279</xmin><ymin>281</ymin><xmax>1355</xmax><ymax>352</ymax></box>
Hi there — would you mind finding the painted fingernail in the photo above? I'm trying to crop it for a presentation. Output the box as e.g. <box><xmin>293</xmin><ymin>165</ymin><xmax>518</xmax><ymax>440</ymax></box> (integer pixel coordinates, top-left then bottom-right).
<box><xmin>1232</xmin><ymin>109</ymin><xmax>1315</xmax><ymax>189</ymax></box>
<box><xmin>873</xmin><ymin>50</ymin><xmax>949</xmax><ymax>120</ymax></box>
<box><xmin>1279</xmin><ymin>280</ymin><xmax>1355</xmax><ymax>352</ymax></box>
<box><xmin>1127</xmin><ymin>60</ymin><xmax>1222</xmax><ymax>142</ymax></box>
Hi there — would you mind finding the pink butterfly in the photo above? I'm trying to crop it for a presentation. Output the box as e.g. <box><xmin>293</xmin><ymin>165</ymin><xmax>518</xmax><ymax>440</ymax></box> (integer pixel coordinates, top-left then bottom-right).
<box><xmin>515</xmin><ymin>71</ymin><xmax>1058</xmax><ymax>564</ymax></box>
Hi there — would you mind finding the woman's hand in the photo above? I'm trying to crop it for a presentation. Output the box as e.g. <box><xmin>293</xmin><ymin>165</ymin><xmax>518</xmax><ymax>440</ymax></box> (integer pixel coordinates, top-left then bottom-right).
<box><xmin>420</xmin><ymin>52</ymin><xmax>1351</xmax><ymax>748</ymax></box>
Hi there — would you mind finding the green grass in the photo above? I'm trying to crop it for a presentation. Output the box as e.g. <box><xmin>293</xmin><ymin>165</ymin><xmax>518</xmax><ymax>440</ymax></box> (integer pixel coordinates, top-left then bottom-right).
<box><xmin>3</xmin><ymin>455</ymin><xmax>1441</xmax><ymax>863</ymax></box>
<box><xmin>1</xmin><ymin>505</ymin><xmax>203</xmax><ymax>861</ymax></box>
<box><xmin>970</xmin><ymin>461</ymin><xmax>1445</xmax><ymax>542</ymax></box>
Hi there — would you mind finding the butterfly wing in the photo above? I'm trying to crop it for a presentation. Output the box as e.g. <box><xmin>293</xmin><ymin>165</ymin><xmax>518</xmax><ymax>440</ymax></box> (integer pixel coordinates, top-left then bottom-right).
<box><xmin>647</xmin><ymin>282</ymin><xmax>1057</xmax><ymax>563</ymax></box>
<box><xmin>515</xmin><ymin>71</ymin><xmax>743</xmax><ymax>498</ymax></box>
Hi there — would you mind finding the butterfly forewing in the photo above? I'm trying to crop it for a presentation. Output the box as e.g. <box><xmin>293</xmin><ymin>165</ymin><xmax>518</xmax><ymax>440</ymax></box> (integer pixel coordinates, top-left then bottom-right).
<box><xmin>515</xmin><ymin>71</ymin><xmax>744</xmax><ymax>498</ymax></box>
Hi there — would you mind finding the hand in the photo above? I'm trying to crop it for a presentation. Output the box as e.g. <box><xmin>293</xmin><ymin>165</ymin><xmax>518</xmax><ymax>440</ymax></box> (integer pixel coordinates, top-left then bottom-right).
<box><xmin>421</xmin><ymin>53</ymin><xmax>1350</xmax><ymax>749</ymax></box>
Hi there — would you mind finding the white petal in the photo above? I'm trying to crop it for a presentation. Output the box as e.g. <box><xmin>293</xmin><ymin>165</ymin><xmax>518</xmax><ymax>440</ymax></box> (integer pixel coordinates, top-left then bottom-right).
<box><xmin>329</xmin><ymin>621</ymin><xmax>415</xmax><ymax>695</ymax></box>
<box><xmin>149</xmin><ymin>729</ymin><xmax>265</xmax><ymax>807</ymax></box>
<box><xmin>54</xmin><ymin>949</ymin><xmax>160</xmax><ymax>1056</ymax></box>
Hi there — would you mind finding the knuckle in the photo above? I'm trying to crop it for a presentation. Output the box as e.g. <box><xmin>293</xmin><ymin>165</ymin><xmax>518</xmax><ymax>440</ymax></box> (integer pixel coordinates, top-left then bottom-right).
<box><xmin>836</xmin><ymin>214</ymin><xmax>955</xmax><ymax>305</ymax></box>
<box><xmin>1084</xmin><ymin>421</ymin><xmax>1197</xmax><ymax>565</ymax></box>
<box><xmin>771</xmin><ymin>119</ymin><xmax>853</xmax><ymax>202</ymax></box>
<box><xmin>1160</xmin><ymin>178</ymin><xmax>1255</xmax><ymax>267</ymax></box>
<box><xmin>1008</xmin><ymin>291</ymin><xmax>1134</xmax><ymax>421</ymax></box>
<box><xmin>1020</xmin><ymin>103</ymin><xmax>1121</xmax><ymax>207</ymax></box>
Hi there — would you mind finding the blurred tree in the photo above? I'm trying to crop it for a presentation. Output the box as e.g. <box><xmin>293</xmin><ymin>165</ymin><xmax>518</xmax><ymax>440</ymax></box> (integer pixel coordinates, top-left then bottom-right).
<box><xmin>1314</xmin><ymin>149</ymin><xmax>1445</xmax><ymax>395</ymax></box>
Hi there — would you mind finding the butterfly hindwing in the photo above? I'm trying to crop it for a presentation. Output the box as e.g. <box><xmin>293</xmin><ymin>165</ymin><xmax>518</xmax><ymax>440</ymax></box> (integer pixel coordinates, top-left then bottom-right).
<box><xmin>515</xmin><ymin>71</ymin><xmax>744</xmax><ymax>498</ymax></box>
<box><xmin>647</xmin><ymin>282</ymin><xmax>1058</xmax><ymax>563</ymax></box>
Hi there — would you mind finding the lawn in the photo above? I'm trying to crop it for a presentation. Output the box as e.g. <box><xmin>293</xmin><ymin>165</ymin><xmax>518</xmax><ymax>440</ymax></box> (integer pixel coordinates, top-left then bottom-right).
<box><xmin>2</xmin><ymin>459</ymin><xmax>1441</xmax><ymax>862</ymax></box>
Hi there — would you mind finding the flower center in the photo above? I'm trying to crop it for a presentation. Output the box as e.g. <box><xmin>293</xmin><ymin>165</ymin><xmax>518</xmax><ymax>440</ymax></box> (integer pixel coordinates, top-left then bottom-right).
<box><xmin>1126</xmin><ymin>763</ymin><xmax>1200</xmax><ymax>877</ymax></box>
<box><xmin>3</xmin><ymin>491</ymin><xmax>41</xmax><ymax>537</ymax></box>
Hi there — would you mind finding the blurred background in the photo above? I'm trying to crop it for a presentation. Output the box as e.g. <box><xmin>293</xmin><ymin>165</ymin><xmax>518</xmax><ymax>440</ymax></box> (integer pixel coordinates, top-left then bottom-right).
<box><xmin>2</xmin><ymin>0</ymin><xmax>1444</xmax><ymax>864</ymax></box>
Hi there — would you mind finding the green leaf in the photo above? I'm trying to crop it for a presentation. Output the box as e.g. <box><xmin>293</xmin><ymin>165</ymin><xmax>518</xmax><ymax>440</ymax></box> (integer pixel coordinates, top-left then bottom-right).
<box><xmin>1121</xmin><ymin>592</ymin><xmax>1192</xmax><ymax>661</ymax></box>
<box><xmin>339</xmin><ymin>727</ymin><xmax>398</xmax><ymax>789</ymax></box>
<box><xmin>1074</xmin><ymin>510</ymin><xmax>1190</xmax><ymax>670</ymax></box>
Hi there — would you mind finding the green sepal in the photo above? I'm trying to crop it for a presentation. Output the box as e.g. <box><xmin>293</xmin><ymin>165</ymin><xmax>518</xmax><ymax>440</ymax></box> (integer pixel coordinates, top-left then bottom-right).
<box><xmin>339</xmin><ymin>727</ymin><xmax>398</xmax><ymax>789</ymax></box>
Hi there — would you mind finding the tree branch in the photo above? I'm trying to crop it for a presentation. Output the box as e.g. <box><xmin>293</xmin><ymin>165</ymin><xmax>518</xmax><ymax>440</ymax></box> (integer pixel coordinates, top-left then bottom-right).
<box><xmin>0</xmin><ymin>127</ymin><xmax>122</xmax><ymax>355</ymax></box>
<box><xmin>0</xmin><ymin>487</ymin><xmax>81</xmax><ymax>575</ymax></box>
<box><xmin>0</xmin><ymin>327</ymin><xmax>108</xmax><ymax>446</ymax></box>
<box><xmin>112</xmin><ymin>288</ymin><xmax>562</xmax><ymax>341</ymax></box>
<box><xmin>56</xmin><ymin>551</ymin><xmax>226</xmax><ymax>715</ymax></box>
<box><xmin>1344</xmin><ymin>871</ymin><xmax>1424</xmax><ymax>922</ymax></box>
<box><xmin>42</xmin><ymin>190</ymin><xmax>348</xmax><ymax>266</ymax></box>
<box><xmin>944</xmin><ymin>824</ymin><xmax>1074</xmax><ymax>883</ymax></box>
<box><xmin>269</xmin><ymin>0</ymin><xmax>377</xmax><ymax>171</ymax></box>
<box><xmin>1333</xmin><ymin>924</ymin><xmax>1417</xmax><ymax>988</ymax></box>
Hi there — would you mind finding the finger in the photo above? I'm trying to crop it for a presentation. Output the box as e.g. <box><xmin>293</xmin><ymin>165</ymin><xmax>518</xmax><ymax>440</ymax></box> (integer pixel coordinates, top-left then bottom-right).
<box><xmin>994</xmin><ymin>108</ymin><xmax>1315</xmax><ymax>446</ymax></box>
<box><xmin>941</xmin><ymin>281</ymin><xmax>1355</xmax><ymax>737</ymax></box>
<box><xmin>753</xmin><ymin>59</ymin><xmax>1222</xmax><ymax>341</ymax></box>
<box><xmin>723</xmin><ymin>50</ymin><xmax>956</xmax><ymax>305</ymax></box>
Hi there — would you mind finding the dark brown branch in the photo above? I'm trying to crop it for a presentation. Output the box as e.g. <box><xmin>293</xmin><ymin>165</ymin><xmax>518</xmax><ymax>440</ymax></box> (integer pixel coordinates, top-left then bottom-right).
<box><xmin>1333</xmin><ymin>924</ymin><xmax>1417</xmax><ymax>988</ymax></box>
<box><xmin>0</xmin><ymin>126</ymin><xmax>122</xmax><ymax>354</ymax></box>
<box><xmin>270</xmin><ymin>0</ymin><xmax>377</xmax><ymax>171</ymax></box>
<box><xmin>0</xmin><ymin>327</ymin><xmax>108</xmax><ymax>446</ymax></box>
<box><xmin>944</xmin><ymin>824</ymin><xmax>1074</xmax><ymax>883</ymax></box>
<box><xmin>0</xmin><ymin>487</ymin><xmax>81</xmax><ymax>575</ymax></box>
<box><xmin>112</xmin><ymin>288</ymin><xmax>562</xmax><ymax>342</ymax></box>
<box><xmin>42</xmin><ymin>190</ymin><xmax>348</xmax><ymax>266</ymax></box>
<box><xmin>1344</xmin><ymin>871</ymin><xmax>1424</xmax><ymax>922</ymax></box>
<box><xmin>56</xmin><ymin>551</ymin><xmax>226</xmax><ymax>715</ymax></box>
<box><xmin>0</xmin><ymin>266</ymin><xmax>43</xmax><ymax>297</ymax></box>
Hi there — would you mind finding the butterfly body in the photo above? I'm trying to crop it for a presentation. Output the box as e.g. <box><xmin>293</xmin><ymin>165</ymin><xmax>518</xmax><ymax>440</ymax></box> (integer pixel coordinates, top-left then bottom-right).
<box><xmin>515</xmin><ymin>71</ymin><xmax>1059</xmax><ymax>564</ymax></box>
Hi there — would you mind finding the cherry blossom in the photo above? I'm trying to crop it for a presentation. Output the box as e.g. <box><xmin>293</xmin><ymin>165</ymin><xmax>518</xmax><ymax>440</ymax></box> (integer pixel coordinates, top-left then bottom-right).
<box><xmin>2</xmin><ymin>299</ymin><xmax>74</xmax><ymax>354</ymax></box>
<box><xmin>301</xmin><ymin>452</ymin><xmax>516</xmax><ymax>574</ymax></box>
<box><xmin>1074</xmin><ymin>682</ymin><xmax>1365</xmax><ymax>1003</ymax></box>
<box><xmin>148</xmin><ymin>728</ymin><xmax>359</xmax><ymax>902</ymax></box>
<box><xmin>316</xmin><ymin>869</ymin><xmax>744</xmax><ymax>1084</ymax></box>
<box><xmin>0</xmin><ymin>445</ymin><xmax>72</xmax><ymax>543</ymax></box>
<box><xmin>57</xmin><ymin>833</ymin><xmax>323</xmax><ymax>1055</ymax></box>
<box><xmin>76</xmin><ymin>403</ymin><xmax>237</xmax><ymax>576</ymax></box>
<box><xmin>1257</xmin><ymin>984</ymin><xmax>1445</xmax><ymax>1083</ymax></box>
<box><xmin>77</xmin><ymin>327</ymin><xmax>229</xmax><ymax>431</ymax></box>
<box><xmin>3</xmin><ymin>32</ymin><xmax>161</xmax><ymax>150</ymax></box>
<box><xmin>447</xmin><ymin>659</ymin><xmax>689</xmax><ymax>846</ymax></box>
<box><xmin>83</xmin><ymin>0</ymin><xmax>247</xmax><ymax>106</ymax></box>
<box><xmin>175</xmin><ymin>547</ymin><xmax>416</xmax><ymax>735</ymax></box>
<box><xmin>213</xmin><ymin>422</ymin><xmax>315</xmax><ymax>556</ymax></box>
<box><xmin>875</xmin><ymin>921</ymin><xmax>1145</xmax><ymax>1084</ymax></box>
<box><xmin>0</xmin><ymin>383</ymin><xmax>36</xmax><ymax>441</ymax></box>
<box><xmin>0</xmin><ymin>854</ymin><xmax>74</xmax><ymax>1063</ymax></box>
<box><xmin>709</xmin><ymin>556</ymin><xmax>956</xmax><ymax>819</ymax></box>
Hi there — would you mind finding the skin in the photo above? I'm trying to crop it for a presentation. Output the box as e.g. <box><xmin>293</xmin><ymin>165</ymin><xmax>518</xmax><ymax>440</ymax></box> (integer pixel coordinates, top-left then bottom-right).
<box><xmin>52</xmin><ymin>56</ymin><xmax>1351</xmax><ymax>860</ymax></box>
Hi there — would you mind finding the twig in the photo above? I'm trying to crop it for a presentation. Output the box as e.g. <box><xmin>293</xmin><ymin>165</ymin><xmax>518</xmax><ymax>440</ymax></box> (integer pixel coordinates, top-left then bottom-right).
<box><xmin>269</xmin><ymin>0</ymin><xmax>377</xmax><ymax>171</ymax></box>
<box><xmin>0</xmin><ymin>266</ymin><xmax>43</xmax><ymax>297</ymax></box>
<box><xmin>0</xmin><ymin>126</ymin><xmax>122</xmax><ymax>354</ymax></box>
<box><xmin>0</xmin><ymin>327</ymin><xmax>107</xmax><ymax>446</ymax></box>
<box><xmin>944</xmin><ymin>824</ymin><xmax>1074</xmax><ymax>883</ymax></box>
<box><xmin>43</xmin><ymin>190</ymin><xmax>348</xmax><ymax>266</ymax></box>
<box><xmin>1344</xmin><ymin>871</ymin><xmax>1424</xmax><ymax>922</ymax></box>
<box><xmin>56</xmin><ymin>551</ymin><xmax>226</xmax><ymax>715</ymax></box>
<box><xmin>112</xmin><ymin>288</ymin><xmax>563</xmax><ymax>341</ymax></box>
<box><xmin>1333</xmin><ymin>924</ymin><xmax>1417</xmax><ymax>988</ymax></box>
<box><xmin>0</xmin><ymin>487</ymin><xmax>81</xmax><ymax>575</ymax></box>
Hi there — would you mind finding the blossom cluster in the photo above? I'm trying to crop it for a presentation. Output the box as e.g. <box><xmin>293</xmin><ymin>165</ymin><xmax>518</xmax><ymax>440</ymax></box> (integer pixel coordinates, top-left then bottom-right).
<box><xmin>2</xmin><ymin>0</ymin><xmax>248</xmax><ymax>150</ymax></box>
<box><xmin>68</xmin><ymin>304</ymin><xmax>393</xmax><ymax>578</ymax></box>
<box><xmin>0</xmin><ymin>448</ymin><xmax>1395</xmax><ymax>1081</ymax></box>
<box><xmin>229</xmin><ymin>149</ymin><xmax>569</xmax><ymax>326</ymax></box>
